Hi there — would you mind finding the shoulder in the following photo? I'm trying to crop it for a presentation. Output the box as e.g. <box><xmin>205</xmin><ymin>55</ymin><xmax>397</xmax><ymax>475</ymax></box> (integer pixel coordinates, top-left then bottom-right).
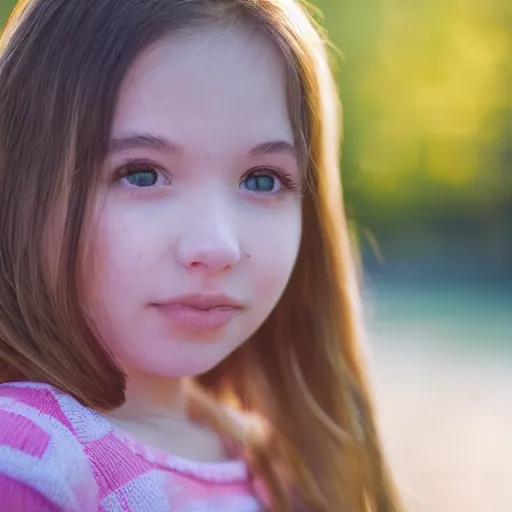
<box><xmin>0</xmin><ymin>381</ymin><xmax>103</xmax><ymax>511</ymax></box>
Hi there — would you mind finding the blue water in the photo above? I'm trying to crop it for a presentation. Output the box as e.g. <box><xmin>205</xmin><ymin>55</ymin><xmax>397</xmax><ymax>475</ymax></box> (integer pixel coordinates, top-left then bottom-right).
<box><xmin>364</xmin><ymin>282</ymin><xmax>511</xmax><ymax>355</ymax></box>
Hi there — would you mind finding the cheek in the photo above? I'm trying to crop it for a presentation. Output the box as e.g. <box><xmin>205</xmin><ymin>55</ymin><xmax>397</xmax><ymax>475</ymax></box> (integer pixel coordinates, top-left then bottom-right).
<box><xmin>248</xmin><ymin>205</ymin><xmax>302</xmax><ymax>297</ymax></box>
<box><xmin>83</xmin><ymin>204</ymin><xmax>143</xmax><ymax>319</ymax></box>
<box><xmin>91</xmin><ymin>202</ymin><xmax>155</xmax><ymax>283</ymax></box>
<box><xmin>83</xmin><ymin>204</ymin><xmax>153</xmax><ymax>348</ymax></box>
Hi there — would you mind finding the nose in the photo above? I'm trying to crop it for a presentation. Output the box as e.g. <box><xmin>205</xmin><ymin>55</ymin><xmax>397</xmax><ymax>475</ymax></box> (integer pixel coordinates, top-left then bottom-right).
<box><xmin>176</xmin><ymin>211</ymin><xmax>241</xmax><ymax>274</ymax></box>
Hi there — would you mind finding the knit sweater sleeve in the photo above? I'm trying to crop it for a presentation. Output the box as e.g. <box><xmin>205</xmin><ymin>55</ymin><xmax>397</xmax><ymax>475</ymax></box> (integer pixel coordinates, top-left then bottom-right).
<box><xmin>0</xmin><ymin>471</ymin><xmax>63</xmax><ymax>511</ymax></box>
<box><xmin>0</xmin><ymin>383</ymin><xmax>99</xmax><ymax>512</ymax></box>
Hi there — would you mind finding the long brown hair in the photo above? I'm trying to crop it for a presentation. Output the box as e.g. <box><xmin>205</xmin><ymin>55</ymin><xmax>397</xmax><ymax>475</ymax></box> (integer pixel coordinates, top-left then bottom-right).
<box><xmin>0</xmin><ymin>0</ymin><xmax>402</xmax><ymax>510</ymax></box>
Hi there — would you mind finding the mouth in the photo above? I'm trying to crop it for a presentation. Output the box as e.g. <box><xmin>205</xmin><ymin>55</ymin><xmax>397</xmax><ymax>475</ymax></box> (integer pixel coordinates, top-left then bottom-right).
<box><xmin>158</xmin><ymin>293</ymin><xmax>244</xmax><ymax>310</ymax></box>
<box><xmin>153</xmin><ymin>294</ymin><xmax>243</xmax><ymax>334</ymax></box>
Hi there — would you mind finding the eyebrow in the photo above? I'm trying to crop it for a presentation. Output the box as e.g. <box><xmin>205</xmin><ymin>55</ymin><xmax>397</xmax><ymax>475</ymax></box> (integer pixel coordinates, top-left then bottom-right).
<box><xmin>110</xmin><ymin>134</ymin><xmax>182</xmax><ymax>154</ymax></box>
<box><xmin>248</xmin><ymin>140</ymin><xmax>298</xmax><ymax>159</ymax></box>
<box><xmin>109</xmin><ymin>133</ymin><xmax>297</xmax><ymax>159</ymax></box>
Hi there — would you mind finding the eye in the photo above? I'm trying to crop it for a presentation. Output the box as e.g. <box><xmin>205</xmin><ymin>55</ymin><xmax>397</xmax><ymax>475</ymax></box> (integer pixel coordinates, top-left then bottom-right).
<box><xmin>240</xmin><ymin>168</ymin><xmax>283</xmax><ymax>194</ymax></box>
<box><xmin>117</xmin><ymin>164</ymin><xmax>170</xmax><ymax>188</ymax></box>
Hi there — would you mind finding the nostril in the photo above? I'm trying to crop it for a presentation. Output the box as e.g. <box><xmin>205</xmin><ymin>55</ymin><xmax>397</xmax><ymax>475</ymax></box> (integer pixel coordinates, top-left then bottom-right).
<box><xmin>177</xmin><ymin>244</ymin><xmax>241</xmax><ymax>272</ymax></box>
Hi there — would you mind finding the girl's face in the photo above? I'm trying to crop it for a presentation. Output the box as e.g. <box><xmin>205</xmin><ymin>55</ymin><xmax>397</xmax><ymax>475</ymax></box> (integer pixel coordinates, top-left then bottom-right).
<box><xmin>87</xmin><ymin>23</ymin><xmax>302</xmax><ymax>378</ymax></box>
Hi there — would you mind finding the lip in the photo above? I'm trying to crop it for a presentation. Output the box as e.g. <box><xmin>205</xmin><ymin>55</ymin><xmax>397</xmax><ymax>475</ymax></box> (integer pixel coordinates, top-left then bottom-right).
<box><xmin>158</xmin><ymin>293</ymin><xmax>244</xmax><ymax>310</ymax></box>
<box><xmin>153</xmin><ymin>294</ymin><xmax>243</xmax><ymax>334</ymax></box>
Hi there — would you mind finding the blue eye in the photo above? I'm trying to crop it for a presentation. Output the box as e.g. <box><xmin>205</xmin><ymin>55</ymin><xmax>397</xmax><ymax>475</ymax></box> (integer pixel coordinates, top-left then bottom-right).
<box><xmin>116</xmin><ymin>164</ymin><xmax>170</xmax><ymax>188</ymax></box>
<box><xmin>241</xmin><ymin>171</ymin><xmax>278</xmax><ymax>194</ymax></box>
<box><xmin>126</xmin><ymin>169</ymin><xmax>158</xmax><ymax>187</ymax></box>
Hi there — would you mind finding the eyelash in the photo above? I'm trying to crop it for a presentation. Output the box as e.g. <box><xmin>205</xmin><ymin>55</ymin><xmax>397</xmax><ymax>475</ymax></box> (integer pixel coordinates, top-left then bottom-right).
<box><xmin>114</xmin><ymin>162</ymin><xmax>168</xmax><ymax>182</ymax></box>
<box><xmin>113</xmin><ymin>162</ymin><xmax>302</xmax><ymax>195</ymax></box>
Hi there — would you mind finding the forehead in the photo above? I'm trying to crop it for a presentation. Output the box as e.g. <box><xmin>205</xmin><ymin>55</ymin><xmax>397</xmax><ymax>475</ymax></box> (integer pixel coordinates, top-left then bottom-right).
<box><xmin>113</xmin><ymin>22</ymin><xmax>294</xmax><ymax>150</ymax></box>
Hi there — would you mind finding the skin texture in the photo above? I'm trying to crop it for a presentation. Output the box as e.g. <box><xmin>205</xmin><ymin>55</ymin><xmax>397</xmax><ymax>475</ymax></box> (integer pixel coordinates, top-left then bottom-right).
<box><xmin>85</xmin><ymin>23</ymin><xmax>302</xmax><ymax>458</ymax></box>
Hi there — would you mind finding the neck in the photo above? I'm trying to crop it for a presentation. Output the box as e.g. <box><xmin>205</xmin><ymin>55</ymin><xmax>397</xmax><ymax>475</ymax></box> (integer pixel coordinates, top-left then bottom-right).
<box><xmin>109</xmin><ymin>370</ymin><xmax>188</xmax><ymax>425</ymax></box>
<box><xmin>103</xmin><ymin>371</ymin><xmax>233</xmax><ymax>462</ymax></box>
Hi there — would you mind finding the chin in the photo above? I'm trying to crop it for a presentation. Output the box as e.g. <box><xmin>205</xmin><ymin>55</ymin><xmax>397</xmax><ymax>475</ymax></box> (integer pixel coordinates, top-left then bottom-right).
<box><xmin>138</xmin><ymin>353</ymin><xmax>231</xmax><ymax>379</ymax></box>
<box><xmin>118</xmin><ymin>332</ymin><xmax>244</xmax><ymax>379</ymax></box>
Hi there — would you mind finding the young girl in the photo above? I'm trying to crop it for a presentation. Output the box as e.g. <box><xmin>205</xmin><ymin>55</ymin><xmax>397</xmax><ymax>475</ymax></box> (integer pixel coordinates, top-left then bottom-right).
<box><xmin>0</xmin><ymin>0</ymin><xmax>402</xmax><ymax>510</ymax></box>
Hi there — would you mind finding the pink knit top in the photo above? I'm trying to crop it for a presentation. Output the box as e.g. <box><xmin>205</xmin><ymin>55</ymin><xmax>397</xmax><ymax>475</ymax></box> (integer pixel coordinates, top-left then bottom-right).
<box><xmin>0</xmin><ymin>381</ymin><xmax>264</xmax><ymax>511</ymax></box>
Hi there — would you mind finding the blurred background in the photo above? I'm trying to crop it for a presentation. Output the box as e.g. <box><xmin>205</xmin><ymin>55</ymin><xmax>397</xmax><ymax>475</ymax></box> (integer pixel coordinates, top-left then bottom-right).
<box><xmin>310</xmin><ymin>2</ymin><xmax>511</xmax><ymax>510</ymax></box>
<box><xmin>1</xmin><ymin>0</ymin><xmax>510</xmax><ymax>510</ymax></box>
